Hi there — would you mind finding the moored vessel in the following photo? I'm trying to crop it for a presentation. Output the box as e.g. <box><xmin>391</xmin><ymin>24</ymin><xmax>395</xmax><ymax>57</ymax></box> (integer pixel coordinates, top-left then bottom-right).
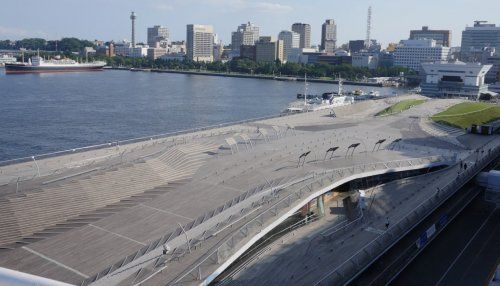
<box><xmin>285</xmin><ymin>75</ymin><xmax>354</xmax><ymax>113</ymax></box>
<box><xmin>5</xmin><ymin>53</ymin><xmax>105</xmax><ymax>74</ymax></box>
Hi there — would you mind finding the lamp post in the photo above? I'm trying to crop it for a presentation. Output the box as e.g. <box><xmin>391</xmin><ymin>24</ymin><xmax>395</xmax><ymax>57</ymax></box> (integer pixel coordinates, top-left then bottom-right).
<box><xmin>32</xmin><ymin>156</ymin><xmax>40</xmax><ymax>177</ymax></box>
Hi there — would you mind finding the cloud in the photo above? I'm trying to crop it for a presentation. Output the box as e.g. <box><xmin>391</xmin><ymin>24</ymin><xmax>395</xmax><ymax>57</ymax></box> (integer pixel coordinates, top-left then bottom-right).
<box><xmin>252</xmin><ymin>2</ymin><xmax>293</xmax><ymax>13</ymax></box>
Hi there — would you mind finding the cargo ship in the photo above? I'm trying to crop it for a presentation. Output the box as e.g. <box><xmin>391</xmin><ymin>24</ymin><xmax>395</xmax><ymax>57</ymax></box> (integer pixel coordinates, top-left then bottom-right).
<box><xmin>5</xmin><ymin>54</ymin><xmax>106</xmax><ymax>74</ymax></box>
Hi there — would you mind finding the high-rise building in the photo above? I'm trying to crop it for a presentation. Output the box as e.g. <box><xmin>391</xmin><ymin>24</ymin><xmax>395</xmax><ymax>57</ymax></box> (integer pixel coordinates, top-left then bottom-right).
<box><xmin>278</xmin><ymin>30</ymin><xmax>300</xmax><ymax>62</ymax></box>
<box><xmin>393</xmin><ymin>39</ymin><xmax>450</xmax><ymax>71</ymax></box>
<box><xmin>147</xmin><ymin>25</ymin><xmax>170</xmax><ymax>48</ymax></box>
<box><xmin>240</xmin><ymin>45</ymin><xmax>257</xmax><ymax>61</ymax></box>
<box><xmin>130</xmin><ymin>12</ymin><xmax>137</xmax><ymax>48</ymax></box>
<box><xmin>461</xmin><ymin>21</ymin><xmax>500</xmax><ymax>62</ymax></box>
<box><xmin>147</xmin><ymin>47</ymin><xmax>167</xmax><ymax>60</ymax></box>
<box><xmin>482</xmin><ymin>48</ymin><xmax>500</xmax><ymax>83</ymax></box>
<box><xmin>352</xmin><ymin>52</ymin><xmax>378</xmax><ymax>69</ymax></box>
<box><xmin>321</xmin><ymin>19</ymin><xmax>337</xmax><ymax>53</ymax></box>
<box><xmin>186</xmin><ymin>24</ymin><xmax>214</xmax><ymax>62</ymax></box>
<box><xmin>231</xmin><ymin>22</ymin><xmax>260</xmax><ymax>52</ymax></box>
<box><xmin>255</xmin><ymin>37</ymin><xmax>284</xmax><ymax>62</ymax></box>
<box><xmin>348</xmin><ymin>40</ymin><xmax>365</xmax><ymax>54</ymax></box>
<box><xmin>410</xmin><ymin>26</ymin><xmax>452</xmax><ymax>47</ymax></box>
<box><xmin>292</xmin><ymin>23</ymin><xmax>311</xmax><ymax>49</ymax></box>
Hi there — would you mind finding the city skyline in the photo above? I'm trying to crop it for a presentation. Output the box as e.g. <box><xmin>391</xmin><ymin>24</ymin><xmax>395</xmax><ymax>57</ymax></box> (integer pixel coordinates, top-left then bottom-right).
<box><xmin>1</xmin><ymin>0</ymin><xmax>499</xmax><ymax>47</ymax></box>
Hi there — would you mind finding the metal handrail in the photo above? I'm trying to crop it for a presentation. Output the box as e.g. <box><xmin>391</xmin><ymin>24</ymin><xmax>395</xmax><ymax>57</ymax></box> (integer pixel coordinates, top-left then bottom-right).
<box><xmin>312</xmin><ymin>142</ymin><xmax>500</xmax><ymax>285</ymax></box>
<box><xmin>169</xmin><ymin>155</ymin><xmax>452</xmax><ymax>285</ymax></box>
<box><xmin>0</xmin><ymin>112</ymin><xmax>295</xmax><ymax>167</ymax></box>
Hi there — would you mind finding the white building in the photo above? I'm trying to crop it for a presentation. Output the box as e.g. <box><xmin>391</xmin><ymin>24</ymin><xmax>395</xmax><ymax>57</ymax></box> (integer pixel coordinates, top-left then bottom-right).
<box><xmin>147</xmin><ymin>47</ymin><xmax>167</xmax><ymax>60</ymax></box>
<box><xmin>231</xmin><ymin>22</ymin><xmax>259</xmax><ymax>52</ymax></box>
<box><xmin>278</xmin><ymin>30</ymin><xmax>300</xmax><ymax>62</ymax></box>
<box><xmin>352</xmin><ymin>52</ymin><xmax>379</xmax><ymax>69</ymax></box>
<box><xmin>287</xmin><ymin>48</ymin><xmax>319</xmax><ymax>63</ymax></box>
<box><xmin>114</xmin><ymin>41</ymin><xmax>132</xmax><ymax>56</ymax></box>
<box><xmin>129</xmin><ymin>46</ymin><xmax>148</xmax><ymax>58</ymax></box>
<box><xmin>393</xmin><ymin>39</ymin><xmax>450</xmax><ymax>71</ymax></box>
<box><xmin>187</xmin><ymin>24</ymin><xmax>214</xmax><ymax>62</ymax></box>
<box><xmin>420</xmin><ymin>61</ymin><xmax>492</xmax><ymax>99</ymax></box>
<box><xmin>113</xmin><ymin>40</ymin><xmax>148</xmax><ymax>58</ymax></box>
<box><xmin>168</xmin><ymin>41</ymin><xmax>186</xmax><ymax>54</ymax></box>
<box><xmin>0</xmin><ymin>54</ymin><xmax>16</xmax><ymax>65</ymax></box>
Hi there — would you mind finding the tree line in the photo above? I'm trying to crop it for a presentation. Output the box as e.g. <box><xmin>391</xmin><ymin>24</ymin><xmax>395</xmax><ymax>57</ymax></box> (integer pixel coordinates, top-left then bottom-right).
<box><xmin>106</xmin><ymin>56</ymin><xmax>415</xmax><ymax>80</ymax></box>
<box><xmin>0</xmin><ymin>38</ymin><xmax>95</xmax><ymax>53</ymax></box>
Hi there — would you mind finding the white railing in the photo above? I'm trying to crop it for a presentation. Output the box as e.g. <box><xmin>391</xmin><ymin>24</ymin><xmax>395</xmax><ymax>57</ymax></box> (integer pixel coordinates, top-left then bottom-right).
<box><xmin>312</xmin><ymin>142</ymin><xmax>500</xmax><ymax>286</ymax></box>
<box><xmin>145</xmin><ymin>156</ymin><xmax>451</xmax><ymax>286</ymax></box>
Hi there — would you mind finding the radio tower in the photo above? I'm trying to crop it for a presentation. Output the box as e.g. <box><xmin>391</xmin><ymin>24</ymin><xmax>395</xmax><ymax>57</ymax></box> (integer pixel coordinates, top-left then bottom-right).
<box><xmin>365</xmin><ymin>6</ymin><xmax>372</xmax><ymax>49</ymax></box>
<box><xmin>130</xmin><ymin>12</ymin><xmax>137</xmax><ymax>48</ymax></box>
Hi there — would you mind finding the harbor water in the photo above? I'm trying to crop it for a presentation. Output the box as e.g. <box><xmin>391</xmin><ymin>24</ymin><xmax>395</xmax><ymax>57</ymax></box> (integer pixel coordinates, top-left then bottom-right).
<box><xmin>0</xmin><ymin>69</ymin><xmax>400</xmax><ymax>161</ymax></box>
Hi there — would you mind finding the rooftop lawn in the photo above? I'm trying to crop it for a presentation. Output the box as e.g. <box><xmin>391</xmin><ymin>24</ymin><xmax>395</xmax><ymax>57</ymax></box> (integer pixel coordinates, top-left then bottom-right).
<box><xmin>431</xmin><ymin>102</ymin><xmax>500</xmax><ymax>129</ymax></box>
<box><xmin>376</xmin><ymin>99</ymin><xmax>426</xmax><ymax>116</ymax></box>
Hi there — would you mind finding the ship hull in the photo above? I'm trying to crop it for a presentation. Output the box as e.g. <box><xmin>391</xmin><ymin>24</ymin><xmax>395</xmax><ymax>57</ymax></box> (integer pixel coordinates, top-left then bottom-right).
<box><xmin>4</xmin><ymin>63</ymin><xmax>105</xmax><ymax>74</ymax></box>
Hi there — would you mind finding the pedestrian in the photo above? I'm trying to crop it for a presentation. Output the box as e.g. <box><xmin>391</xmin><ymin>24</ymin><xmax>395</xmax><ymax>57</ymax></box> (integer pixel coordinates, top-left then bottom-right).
<box><xmin>385</xmin><ymin>217</ymin><xmax>390</xmax><ymax>229</ymax></box>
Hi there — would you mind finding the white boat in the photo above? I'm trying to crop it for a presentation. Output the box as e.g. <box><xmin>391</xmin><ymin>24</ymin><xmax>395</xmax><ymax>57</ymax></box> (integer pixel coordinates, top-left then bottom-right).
<box><xmin>285</xmin><ymin>75</ymin><xmax>354</xmax><ymax>113</ymax></box>
<box><xmin>5</xmin><ymin>51</ymin><xmax>105</xmax><ymax>74</ymax></box>
<box><xmin>368</xmin><ymin>90</ymin><xmax>380</xmax><ymax>97</ymax></box>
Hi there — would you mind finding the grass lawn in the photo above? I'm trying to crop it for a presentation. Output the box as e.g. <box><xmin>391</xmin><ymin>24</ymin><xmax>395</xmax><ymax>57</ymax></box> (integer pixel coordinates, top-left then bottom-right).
<box><xmin>431</xmin><ymin>102</ymin><xmax>500</xmax><ymax>129</ymax></box>
<box><xmin>376</xmin><ymin>99</ymin><xmax>426</xmax><ymax>116</ymax></box>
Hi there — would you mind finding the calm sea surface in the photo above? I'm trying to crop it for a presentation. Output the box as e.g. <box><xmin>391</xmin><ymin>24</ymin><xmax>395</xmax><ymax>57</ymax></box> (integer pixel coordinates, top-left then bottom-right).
<box><xmin>0</xmin><ymin>69</ymin><xmax>399</xmax><ymax>161</ymax></box>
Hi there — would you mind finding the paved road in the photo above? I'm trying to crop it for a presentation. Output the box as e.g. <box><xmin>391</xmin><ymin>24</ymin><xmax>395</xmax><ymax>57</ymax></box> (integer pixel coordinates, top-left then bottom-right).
<box><xmin>390</xmin><ymin>194</ymin><xmax>499</xmax><ymax>286</ymax></box>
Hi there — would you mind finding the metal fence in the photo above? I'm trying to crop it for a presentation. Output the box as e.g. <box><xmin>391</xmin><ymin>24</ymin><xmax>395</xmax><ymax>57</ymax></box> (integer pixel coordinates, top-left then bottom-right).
<box><xmin>0</xmin><ymin>112</ymin><xmax>294</xmax><ymax>168</ymax></box>
<box><xmin>312</xmin><ymin>142</ymin><xmax>500</xmax><ymax>286</ymax></box>
<box><xmin>140</xmin><ymin>156</ymin><xmax>451</xmax><ymax>286</ymax></box>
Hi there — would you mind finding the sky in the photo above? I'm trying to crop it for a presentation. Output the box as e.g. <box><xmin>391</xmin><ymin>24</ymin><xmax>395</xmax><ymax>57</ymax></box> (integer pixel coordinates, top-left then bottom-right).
<box><xmin>1</xmin><ymin>0</ymin><xmax>499</xmax><ymax>48</ymax></box>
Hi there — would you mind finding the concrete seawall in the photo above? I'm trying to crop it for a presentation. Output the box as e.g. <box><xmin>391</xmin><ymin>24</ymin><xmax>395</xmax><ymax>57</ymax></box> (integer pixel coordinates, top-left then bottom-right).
<box><xmin>107</xmin><ymin>67</ymin><xmax>384</xmax><ymax>87</ymax></box>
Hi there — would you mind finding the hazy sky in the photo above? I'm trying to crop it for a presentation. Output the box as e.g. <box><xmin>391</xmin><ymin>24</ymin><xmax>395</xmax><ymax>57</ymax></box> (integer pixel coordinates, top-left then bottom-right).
<box><xmin>1</xmin><ymin>0</ymin><xmax>499</xmax><ymax>47</ymax></box>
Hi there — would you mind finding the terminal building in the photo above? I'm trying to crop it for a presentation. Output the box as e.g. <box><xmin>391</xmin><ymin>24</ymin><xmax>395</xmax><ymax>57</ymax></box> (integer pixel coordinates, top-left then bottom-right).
<box><xmin>420</xmin><ymin>61</ymin><xmax>492</xmax><ymax>99</ymax></box>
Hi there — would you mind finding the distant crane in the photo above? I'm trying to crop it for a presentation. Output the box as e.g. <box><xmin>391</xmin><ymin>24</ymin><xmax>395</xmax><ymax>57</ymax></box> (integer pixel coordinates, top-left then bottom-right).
<box><xmin>365</xmin><ymin>6</ymin><xmax>372</xmax><ymax>49</ymax></box>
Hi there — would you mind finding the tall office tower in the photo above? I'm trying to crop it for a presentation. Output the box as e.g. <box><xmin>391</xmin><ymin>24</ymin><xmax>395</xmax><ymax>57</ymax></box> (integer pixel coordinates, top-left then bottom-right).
<box><xmin>147</xmin><ymin>25</ymin><xmax>170</xmax><ymax>48</ymax></box>
<box><xmin>278</xmin><ymin>30</ymin><xmax>300</xmax><ymax>61</ymax></box>
<box><xmin>349</xmin><ymin>40</ymin><xmax>366</xmax><ymax>53</ymax></box>
<box><xmin>186</xmin><ymin>24</ymin><xmax>214</xmax><ymax>62</ymax></box>
<box><xmin>410</xmin><ymin>26</ymin><xmax>452</xmax><ymax>47</ymax></box>
<box><xmin>321</xmin><ymin>19</ymin><xmax>337</xmax><ymax>53</ymax></box>
<box><xmin>231</xmin><ymin>22</ymin><xmax>260</xmax><ymax>52</ymax></box>
<box><xmin>292</xmin><ymin>23</ymin><xmax>311</xmax><ymax>49</ymax></box>
<box><xmin>130</xmin><ymin>12</ymin><xmax>137</xmax><ymax>48</ymax></box>
<box><xmin>461</xmin><ymin>21</ymin><xmax>500</xmax><ymax>62</ymax></box>
<box><xmin>255</xmin><ymin>36</ymin><xmax>284</xmax><ymax>63</ymax></box>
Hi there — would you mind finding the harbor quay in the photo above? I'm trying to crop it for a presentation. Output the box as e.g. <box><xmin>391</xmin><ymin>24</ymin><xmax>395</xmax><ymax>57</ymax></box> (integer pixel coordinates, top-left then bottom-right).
<box><xmin>0</xmin><ymin>95</ymin><xmax>498</xmax><ymax>286</ymax></box>
<box><xmin>112</xmin><ymin>67</ymin><xmax>386</xmax><ymax>87</ymax></box>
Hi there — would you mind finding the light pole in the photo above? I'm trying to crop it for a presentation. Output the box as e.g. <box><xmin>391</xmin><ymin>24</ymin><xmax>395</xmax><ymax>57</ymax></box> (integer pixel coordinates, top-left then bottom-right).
<box><xmin>177</xmin><ymin>222</ymin><xmax>191</xmax><ymax>253</ymax></box>
<box><xmin>32</xmin><ymin>156</ymin><xmax>40</xmax><ymax>177</ymax></box>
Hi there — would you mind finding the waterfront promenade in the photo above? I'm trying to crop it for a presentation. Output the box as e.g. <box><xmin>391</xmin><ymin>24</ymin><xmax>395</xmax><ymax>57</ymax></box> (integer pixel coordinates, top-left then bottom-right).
<box><xmin>0</xmin><ymin>95</ymin><xmax>498</xmax><ymax>286</ymax></box>
<box><xmin>114</xmin><ymin>67</ymin><xmax>386</xmax><ymax>87</ymax></box>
